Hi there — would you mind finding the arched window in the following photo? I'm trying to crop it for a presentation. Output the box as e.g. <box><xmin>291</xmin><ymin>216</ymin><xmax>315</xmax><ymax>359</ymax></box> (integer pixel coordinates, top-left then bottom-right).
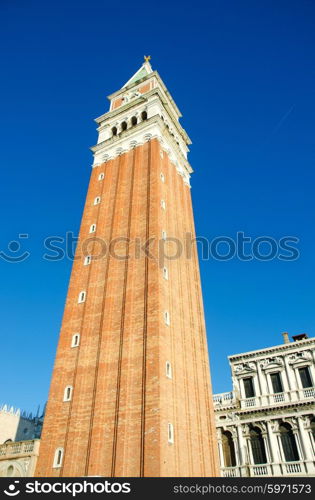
<box><xmin>7</xmin><ymin>465</ymin><xmax>14</xmax><ymax>477</ymax></box>
<box><xmin>131</xmin><ymin>116</ymin><xmax>137</xmax><ymax>126</ymax></box>
<box><xmin>222</xmin><ymin>430</ymin><xmax>236</xmax><ymax>467</ymax></box>
<box><xmin>71</xmin><ymin>333</ymin><xmax>80</xmax><ymax>348</ymax></box>
<box><xmin>279</xmin><ymin>422</ymin><xmax>299</xmax><ymax>462</ymax></box>
<box><xmin>89</xmin><ymin>224</ymin><xmax>96</xmax><ymax>233</ymax></box>
<box><xmin>141</xmin><ymin>111</ymin><xmax>148</xmax><ymax>121</ymax></box>
<box><xmin>168</xmin><ymin>423</ymin><xmax>174</xmax><ymax>443</ymax></box>
<box><xmin>94</xmin><ymin>196</ymin><xmax>101</xmax><ymax>205</ymax></box>
<box><xmin>78</xmin><ymin>291</ymin><xmax>86</xmax><ymax>303</ymax></box>
<box><xmin>163</xmin><ymin>267</ymin><xmax>168</xmax><ymax>280</ymax></box>
<box><xmin>166</xmin><ymin>361</ymin><xmax>172</xmax><ymax>379</ymax></box>
<box><xmin>112</xmin><ymin>126</ymin><xmax>117</xmax><ymax>137</ymax></box>
<box><xmin>53</xmin><ymin>447</ymin><xmax>64</xmax><ymax>468</ymax></box>
<box><xmin>249</xmin><ymin>426</ymin><xmax>267</xmax><ymax>464</ymax></box>
<box><xmin>84</xmin><ymin>255</ymin><xmax>91</xmax><ymax>266</ymax></box>
<box><xmin>63</xmin><ymin>385</ymin><xmax>73</xmax><ymax>402</ymax></box>
<box><xmin>98</xmin><ymin>173</ymin><xmax>104</xmax><ymax>181</ymax></box>
<box><xmin>121</xmin><ymin>121</ymin><xmax>127</xmax><ymax>131</ymax></box>
<box><xmin>164</xmin><ymin>311</ymin><xmax>170</xmax><ymax>326</ymax></box>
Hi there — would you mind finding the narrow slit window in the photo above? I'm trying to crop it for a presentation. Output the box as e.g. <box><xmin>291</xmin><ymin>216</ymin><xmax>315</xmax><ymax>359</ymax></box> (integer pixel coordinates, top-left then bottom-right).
<box><xmin>163</xmin><ymin>267</ymin><xmax>168</xmax><ymax>280</ymax></box>
<box><xmin>84</xmin><ymin>255</ymin><xmax>92</xmax><ymax>266</ymax></box>
<box><xmin>168</xmin><ymin>423</ymin><xmax>174</xmax><ymax>444</ymax></box>
<box><xmin>63</xmin><ymin>385</ymin><xmax>73</xmax><ymax>402</ymax></box>
<box><xmin>53</xmin><ymin>448</ymin><xmax>64</xmax><ymax>468</ymax></box>
<box><xmin>98</xmin><ymin>173</ymin><xmax>104</xmax><ymax>181</ymax></box>
<box><xmin>94</xmin><ymin>196</ymin><xmax>101</xmax><ymax>205</ymax></box>
<box><xmin>166</xmin><ymin>361</ymin><xmax>172</xmax><ymax>379</ymax></box>
<box><xmin>78</xmin><ymin>291</ymin><xmax>86</xmax><ymax>303</ymax></box>
<box><xmin>71</xmin><ymin>334</ymin><xmax>80</xmax><ymax>348</ymax></box>
<box><xmin>162</xmin><ymin>230</ymin><xmax>167</xmax><ymax>241</ymax></box>
<box><xmin>89</xmin><ymin>224</ymin><xmax>96</xmax><ymax>233</ymax></box>
<box><xmin>160</xmin><ymin>172</ymin><xmax>165</xmax><ymax>183</ymax></box>
<box><xmin>161</xmin><ymin>199</ymin><xmax>166</xmax><ymax>210</ymax></box>
<box><xmin>164</xmin><ymin>311</ymin><xmax>170</xmax><ymax>326</ymax></box>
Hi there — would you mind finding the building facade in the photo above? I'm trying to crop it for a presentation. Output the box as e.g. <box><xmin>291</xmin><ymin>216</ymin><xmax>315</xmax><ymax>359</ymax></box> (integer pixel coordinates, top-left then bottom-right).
<box><xmin>0</xmin><ymin>405</ymin><xmax>43</xmax><ymax>477</ymax></box>
<box><xmin>0</xmin><ymin>405</ymin><xmax>43</xmax><ymax>444</ymax></box>
<box><xmin>35</xmin><ymin>59</ymin><xmax>219</xmax><ymax>477</ymax></box>
<box><xmin>214</xmin><ymin>333</ymin><xmax>315</xmax><ymax>477</ymax></box>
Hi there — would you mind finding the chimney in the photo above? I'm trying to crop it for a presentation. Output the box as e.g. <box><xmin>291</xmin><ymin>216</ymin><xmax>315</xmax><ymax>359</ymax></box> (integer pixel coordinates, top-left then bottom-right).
<box><xmin>282</xmin><ymin>332</ymin><xmax>290</xmax><ymax>344</ymax></box>
<box><xmin>292</xmin><ymin>333</ymin><xmax>308</xmax><ymax>342</ymax></box>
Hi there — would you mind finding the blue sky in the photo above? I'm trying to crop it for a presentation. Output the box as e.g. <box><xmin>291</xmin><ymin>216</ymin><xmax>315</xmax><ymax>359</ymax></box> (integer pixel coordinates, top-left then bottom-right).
<box><xmin>1</xmin><ymin>0</ymin><xmax>315</xmax><ymax>413</ymax></box>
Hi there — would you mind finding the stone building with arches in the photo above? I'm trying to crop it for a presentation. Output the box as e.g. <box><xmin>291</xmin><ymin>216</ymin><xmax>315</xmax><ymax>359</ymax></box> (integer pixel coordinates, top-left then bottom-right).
<box><xmin>0</xmin><ymin>405</ymin><xmax>43</xmax><ymax>477</ymax></box>
<box><xmin>213</xmin><ymin>333</ymin><xmax>315</xmax><ymax>476</ymax></box>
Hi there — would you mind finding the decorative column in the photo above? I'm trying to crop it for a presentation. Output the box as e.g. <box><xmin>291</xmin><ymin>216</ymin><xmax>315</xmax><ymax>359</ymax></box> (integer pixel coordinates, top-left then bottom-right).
<box><xmin>216</xmin><ymin>429</ymin><xmax>225</xmax><ymax>469</ymax></box>
<box><xmin>235</xmin><ymin>425</ymin><xmax>248</xmax><ymax>477</ymax></box>
<box><xmin>298</xmin><ymin>416</ymin><xmax>315</xmax><ymax>474</ymax></box>
<box><xmin>266</xmin><ymin>420</ymin><xmax>282</xmax><ymax>476</ymax></box>
<box><xmin>284</xmin><ymin>355</ymin><xmax>297</xmax><ymax>402</ymax></box>
<box><xmin>257</xmin><ymin>362</ymin><xmax>268</xmax><ymax>406</ymax></box>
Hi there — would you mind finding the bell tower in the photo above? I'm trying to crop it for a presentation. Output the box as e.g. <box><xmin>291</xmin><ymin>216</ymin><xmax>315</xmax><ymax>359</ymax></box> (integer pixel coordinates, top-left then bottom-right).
<box><xmin>35</xmin><ymin>59</ymin><xmax>220</xmax><ymax>477</ymax></box>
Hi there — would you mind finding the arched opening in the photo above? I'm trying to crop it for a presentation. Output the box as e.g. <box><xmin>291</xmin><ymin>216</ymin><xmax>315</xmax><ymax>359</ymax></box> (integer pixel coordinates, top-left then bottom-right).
<box><xmin>121</xmin><ymin>121</ymin><xmax>127</xmax><ymax>131</ymax></box>
<box><xmin>53</xmin><ymin>447</ymin><xmax>64</xmax><ymax>468</ymax></box>
<box><xmin>249</xmin><ymin>426</ymin><xmax>267</xmax><ymax>464</ymax></box>
<box><xmin>63</xmin><ymin>385</ymin><xmax>73</xmax><ymax>401</ymax></box>
<box><xmin>7</xmin><ymin>465</ymin><xmax>14</xmax><ymax>477</ymax></box>
<box><xmin>279</xmin><ymin>422</ymin><xmax>299</xmax><ymax>462</ymax></box>
<box><xmin>71</xmin><ymin>333</ymin><xmax>80</xmax><ymax>348</ymax></box>
<box><xmin>111</xmin><ymin>126</ymin><xmax>117</xmax><ymax>136</ymax></box>
<box><xmin>222</xmin><ymin>430</ymin><xmax>236</xmax><ymax>467</ymax></box>
<box><xmin>131</xmin><ymin>116</ymin><xmax>137</xmax><ymax>126</ymax></box>
<box><xmin>141</xmin><ymin>111</ymin><xmax>147</xmax><ymax>121</ymax></box>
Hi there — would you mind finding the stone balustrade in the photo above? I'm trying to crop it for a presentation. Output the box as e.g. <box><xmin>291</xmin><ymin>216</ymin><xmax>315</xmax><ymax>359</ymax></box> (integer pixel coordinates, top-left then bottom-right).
<box><xmin>214</xmin><ymin>387</ymin><xmax>315</xmax><ymax>411</ymax></box>
<box><xmin>0</xmin><ymin>440</ymin><xmax>38</xmax><ymax>458</ymax></box>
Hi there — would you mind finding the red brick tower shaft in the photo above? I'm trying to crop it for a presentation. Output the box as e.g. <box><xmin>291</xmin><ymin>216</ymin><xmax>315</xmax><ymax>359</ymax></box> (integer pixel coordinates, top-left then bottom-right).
<box><xmin>35</xmin><ymin>61</ymin><xmax>220</xmax><ymax>477</ymax></box>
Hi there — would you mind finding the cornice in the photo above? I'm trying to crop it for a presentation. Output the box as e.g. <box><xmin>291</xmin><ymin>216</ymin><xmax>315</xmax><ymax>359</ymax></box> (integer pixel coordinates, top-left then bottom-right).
<box><xmin>229</xmin><ymin>337</ymin><xmax>315</xmax><ymax>362</ymax></box>
<box><xmin>91</xmin><ymin>115</ymin><xmax>193</xmax><ymax>177</ymax></box>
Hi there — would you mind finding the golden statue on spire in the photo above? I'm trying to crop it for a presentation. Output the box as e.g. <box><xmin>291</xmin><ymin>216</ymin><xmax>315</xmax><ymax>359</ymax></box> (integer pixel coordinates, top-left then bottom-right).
<box><xmin>144</xmin><ymin>55</ymin><xmax>151</xmax><ymax>63</ymax></box>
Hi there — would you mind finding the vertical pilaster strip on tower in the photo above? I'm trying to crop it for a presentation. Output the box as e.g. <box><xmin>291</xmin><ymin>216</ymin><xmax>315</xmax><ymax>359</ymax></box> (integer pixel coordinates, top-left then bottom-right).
<box><xmin>83</xmin><ymin>156</ymin><xmax>122</xmax><ymax>477</ymax></box>
<box><xmin>111</xmin><ymin>148</ymin><xmax>136</xmax><ymax>476</ymax></box>
<box><xmin>140</xmin><ymin>139</ymin><xmax>151</xmax><ymax>477</ymax></box>
<box><xmin>174</xmin><ymin>166</ymin><xmax>193</xmax><ymax>476</ymax></box>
